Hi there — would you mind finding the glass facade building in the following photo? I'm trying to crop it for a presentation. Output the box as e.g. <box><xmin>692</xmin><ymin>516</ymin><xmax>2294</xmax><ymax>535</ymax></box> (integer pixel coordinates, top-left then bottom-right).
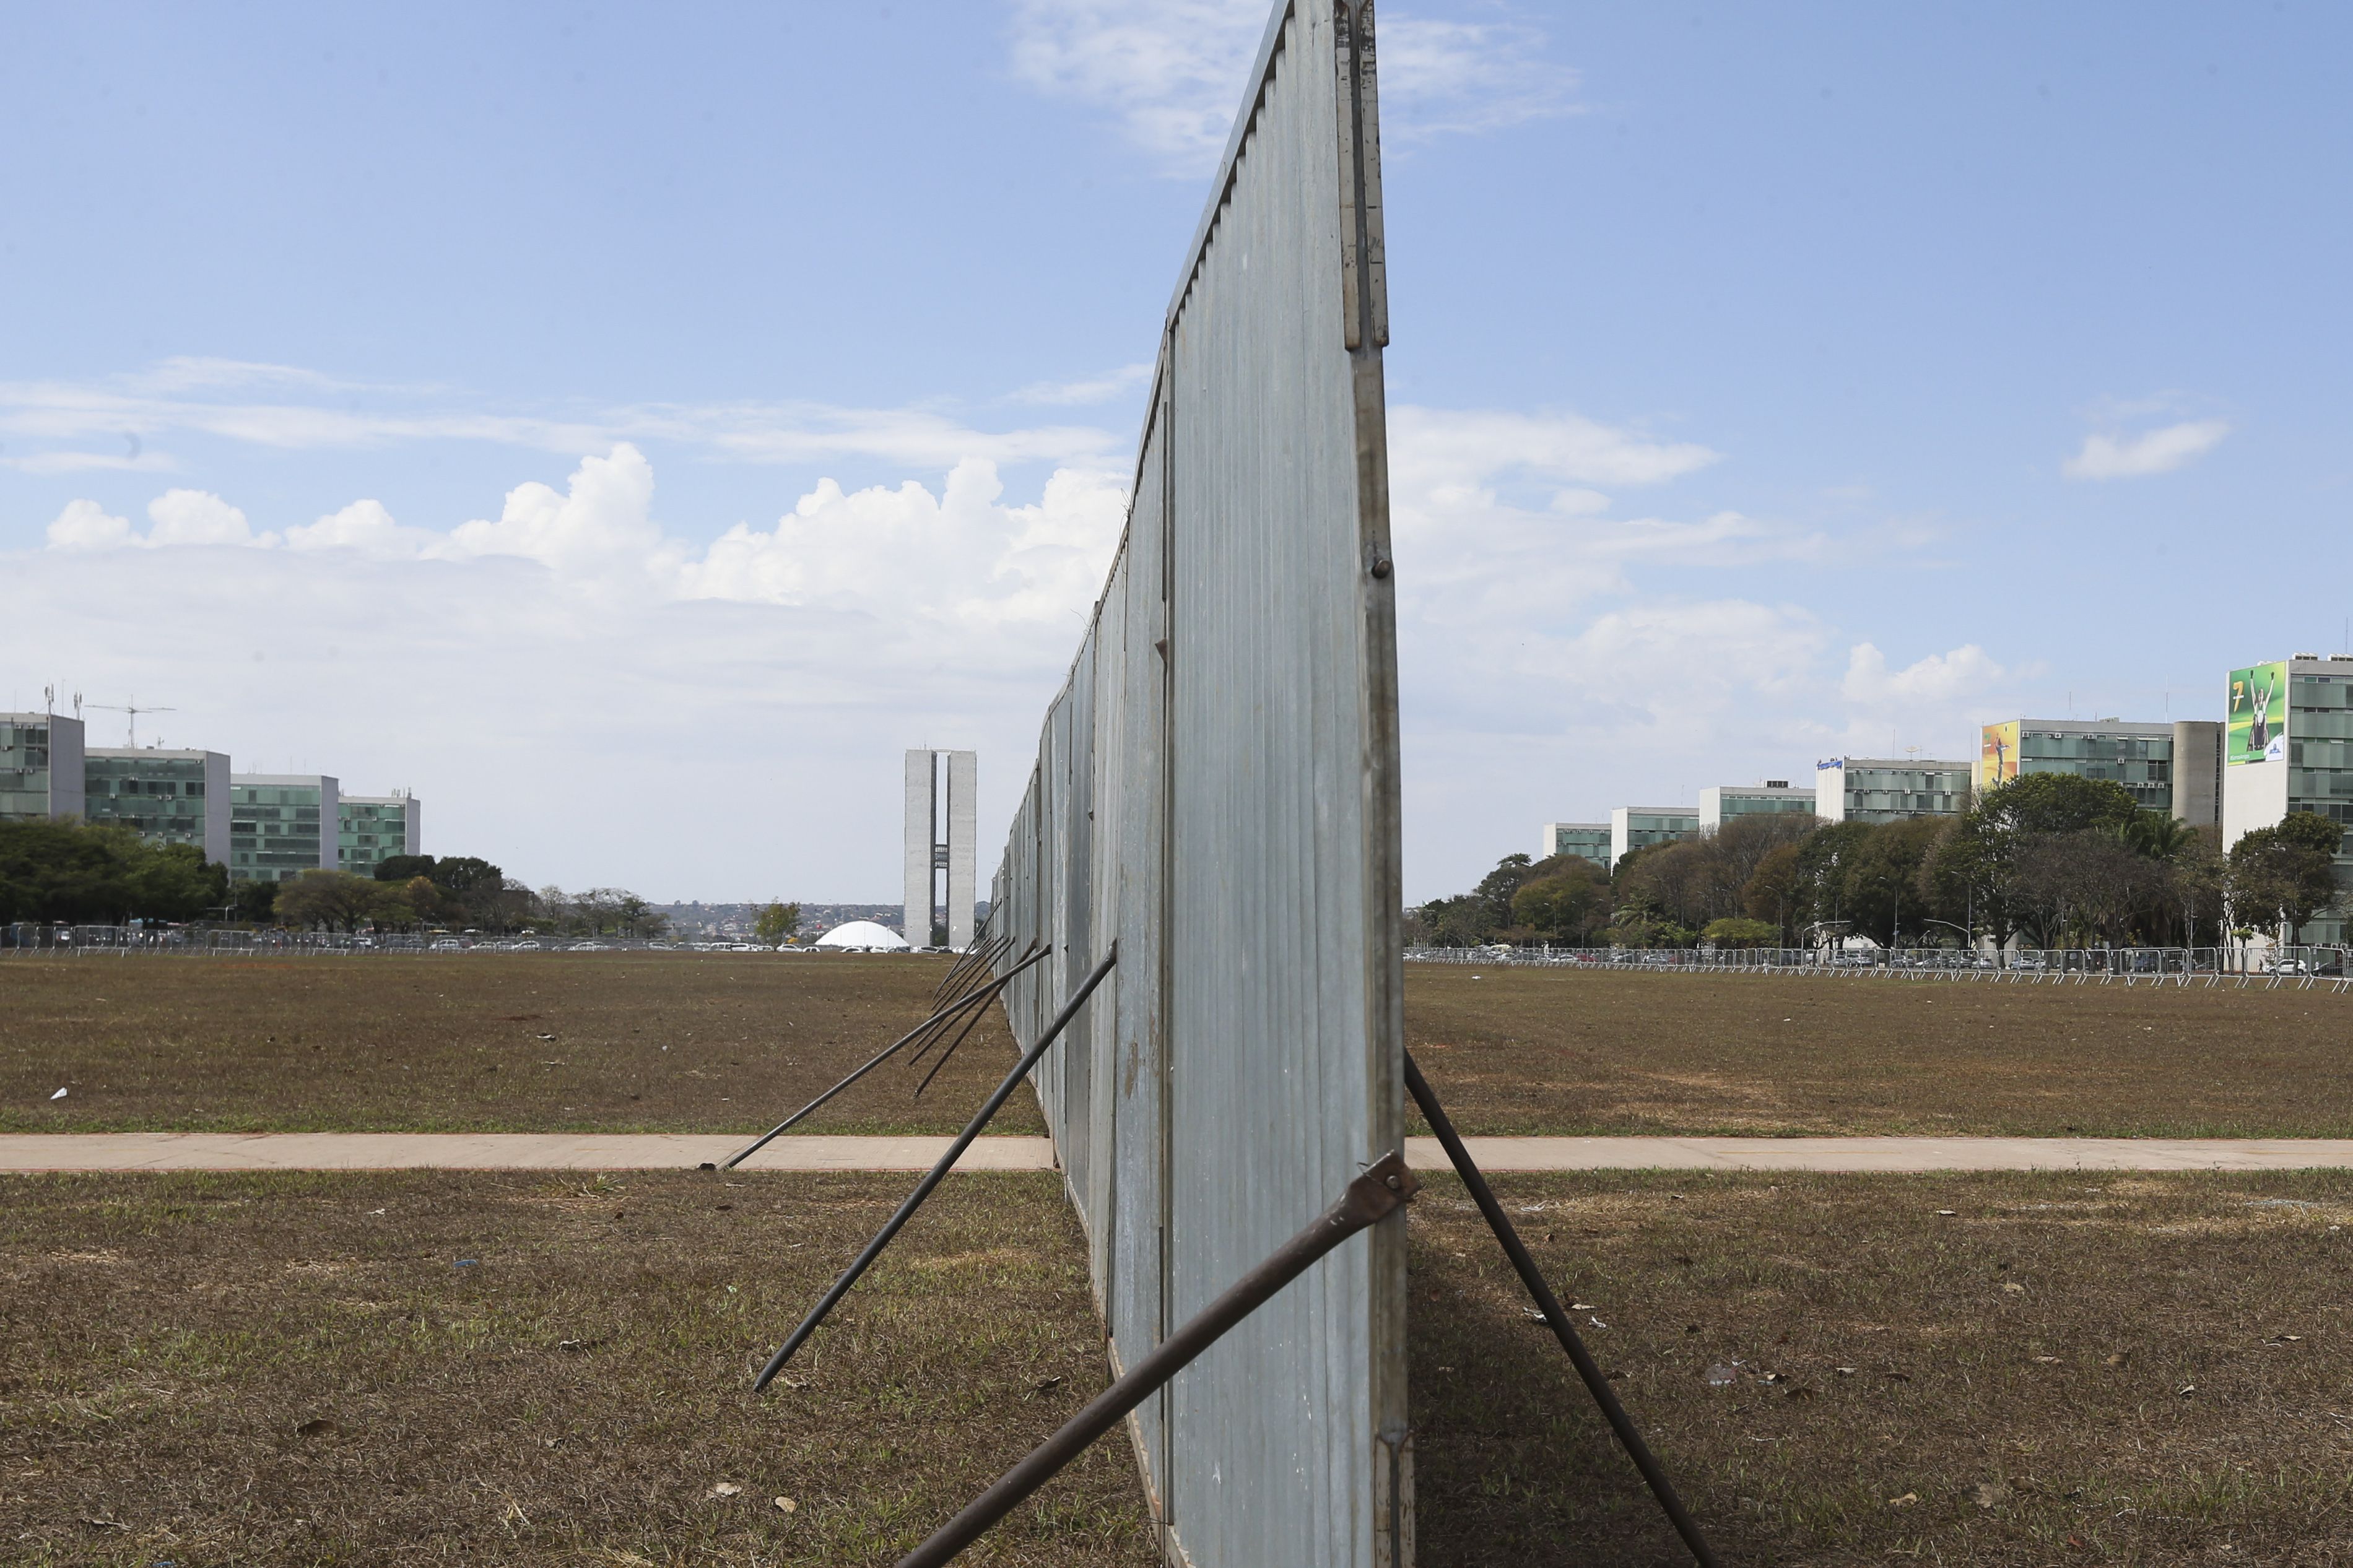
<box><xmin>1815</xmin><ymin>757</ymin><xmax>1972</xmax><ymax>824</ymax></box>
<box><xmin>1698</xmin><ymin>782</ymin><xmax>1816</xmax><ymax>832</ymax></box>
<box><xmin>1980</xmin><ymin>718</ymin><xmax>2179</xmax><ymax>814</ymax></box>
<box><xmin>229</xmin><ymin>774</ymin><xmax>340</xmax><ymax>883</ymax></box>
<box><xmin>339</xmin><ymin>793</ymin><xmax>422</xmax><ymax>875</ymax></box>
<box><xmin>83</xmin><ymin>748</ymin><xmax>231</xmax><ymax>862</ymax></box>
<box><xmin>2223</xmin><ymin>656</ymin><xmax>2353</xmax><ymax>945</ymax></box>
<box><xmin>1538</xmin><ymin>822</ymin><xmax>1611</xmax><ymax>869</ymax></box>
<box><xmin>1609</xmin><ymin>805</ymin><xmax>1699</xmax><ymax>867</ymax></box>
<box><xmin>0</xmin><ymin>712</ymin><xmax>85</xmax><ymax>821</ymax></box>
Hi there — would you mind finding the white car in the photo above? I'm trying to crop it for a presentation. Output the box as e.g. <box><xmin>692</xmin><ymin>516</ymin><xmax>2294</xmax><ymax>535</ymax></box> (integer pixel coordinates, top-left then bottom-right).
<box><xmin>568</xmin><ymin>941</ymin><xmax>609</xmax><ymax>952</ymax></box>
<box><xmin>430</xmin><ymin>938</ymin><xmax>464</xmax><ymax>951</ymax></box>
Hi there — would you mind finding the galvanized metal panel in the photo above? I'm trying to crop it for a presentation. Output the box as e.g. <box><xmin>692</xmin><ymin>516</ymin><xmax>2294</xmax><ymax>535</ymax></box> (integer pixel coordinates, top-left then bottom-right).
<box><xmin>1084</xmin><ymin>558</ymin><xmax>1128</xmax><ymax>1298</ymax></box>
<box><xmin>991</xmin><ymin>2</ymin><xmax>1403</xmax><ymax>1562</ymax></box>
<box><xmin>1054</xmin><ymin>633</ymin><xmax>1097</xmax><ymax>1229</ymax></box>
<box><xmin>1107</xmin><ymin>421</ymin><xmax>1173</xmax><ymax>1518</ymax></box>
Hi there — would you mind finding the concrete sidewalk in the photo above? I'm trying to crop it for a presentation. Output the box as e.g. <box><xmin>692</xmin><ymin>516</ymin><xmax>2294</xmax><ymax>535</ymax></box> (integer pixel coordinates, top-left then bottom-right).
<box><xmin>0</xmin><ymin>1133</ymin><xmax>1059</xmax><ymax>1172</ymax></box>
<box><xmin>8</xmin><ymin>1132</ymin><xmax>2353</xmax><ymax>1174</ymax></box>
<box><xmin>1429</xmin><ymin>1136</ymin><xmax>2353</xmax><ymax>1173</ymax></box>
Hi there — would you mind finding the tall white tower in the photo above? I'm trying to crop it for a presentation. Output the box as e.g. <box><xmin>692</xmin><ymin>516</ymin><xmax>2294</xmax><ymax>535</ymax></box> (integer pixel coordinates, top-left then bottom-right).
<box><xmin>903</xmin><ymin>749</ymin><xmax>977</xmax><ymax>948</ymax></box>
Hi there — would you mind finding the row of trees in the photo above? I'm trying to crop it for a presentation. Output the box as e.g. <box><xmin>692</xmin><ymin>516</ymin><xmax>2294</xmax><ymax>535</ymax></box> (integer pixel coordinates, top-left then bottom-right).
<box><xmin>0</xmin><ymin>820</ymin><xmax>229</xmax><ymax>924</ymax></box>
<box><xmin>262</xmin><ymin>861</ymin><xmax>674</xmax><ymax>937</ymax></box>
<box><xmin>1411</xmin><ymin>775</ymin><xmax>2347</xmax><ymax>951</ymax></box>
<box><xmin>0</xmin><ymin>829</ymin><xmax>682</xmax><ymax>940</ymax></box>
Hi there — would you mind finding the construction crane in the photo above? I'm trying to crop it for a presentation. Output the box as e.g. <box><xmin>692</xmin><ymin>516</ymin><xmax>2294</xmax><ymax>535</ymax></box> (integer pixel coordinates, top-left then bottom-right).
<box><xmin>88</xmin><ymin>696</ymin><xmax>176</xmax><ymax>748</ymax></box>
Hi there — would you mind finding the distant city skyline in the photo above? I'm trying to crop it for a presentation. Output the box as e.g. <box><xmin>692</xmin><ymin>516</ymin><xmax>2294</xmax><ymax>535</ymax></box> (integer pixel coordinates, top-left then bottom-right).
<box><xmin>5</xmin><ymin>3</ymin><xmax>2346</xmax><ymax>902</ymax></box>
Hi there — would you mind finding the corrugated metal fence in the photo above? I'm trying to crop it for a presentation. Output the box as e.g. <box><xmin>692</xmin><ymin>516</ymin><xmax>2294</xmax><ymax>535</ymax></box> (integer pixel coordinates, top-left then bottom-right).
<box><xmin>990</xmin><ymin>4</ymin><xmax>1409</xmax><ymax>1563</ymax></box>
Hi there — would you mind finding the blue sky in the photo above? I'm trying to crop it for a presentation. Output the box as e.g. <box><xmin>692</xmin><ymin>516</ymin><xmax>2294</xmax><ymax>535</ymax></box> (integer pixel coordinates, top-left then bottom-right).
<box><xmin>4</xmin><ymin>2</ymin><xmax>2348</xmax><ymax>902</ymax></box>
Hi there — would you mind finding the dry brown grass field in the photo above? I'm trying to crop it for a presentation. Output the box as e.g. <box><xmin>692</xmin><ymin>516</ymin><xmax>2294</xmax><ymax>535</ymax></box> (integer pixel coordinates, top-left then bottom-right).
<box><xmin>12</xmin><ymin>954</ymin><xmax>2353</xmax><ymax>1138</ymax></box>
<box><xmin>10</xmin><ymin>1167</ymin><xmax>2352</xmax><ymax>1566</ymax></box>
<box><xmin>0</xmin><ymin>953</ymin><xmax>1034</xmax><ymax>1136</ymax></box>
<box><xmin>11</xmin><ymin>950</ymin><xmax>2353</xmax><ymax>1563</ymax></box>
<box><xmin>1409</xmin><ymin>1168</ymin><xmax>2353</xmax><ymax>1566</ymax></box>
<box><xmin>0</xmin><ymin>1169</ymin><xmax>1150</xmax><ymax>1567</ymax></box>
<box><xmin>1406</xmin><ymin>963</ymin><xmax>2353</xmax><ymax>1137</ymax></box>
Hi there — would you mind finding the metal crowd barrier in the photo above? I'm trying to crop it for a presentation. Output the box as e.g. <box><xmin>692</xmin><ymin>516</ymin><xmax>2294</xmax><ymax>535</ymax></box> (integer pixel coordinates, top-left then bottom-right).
<box><xmin>0</xmin><ymin>925</ymin><xmax>724</xmax><ymax>957</ymax></box>
<box><xmin>1403</xmin><ymin>943</ymin><xmax>2353</xmax><ymax>992</ymax></box>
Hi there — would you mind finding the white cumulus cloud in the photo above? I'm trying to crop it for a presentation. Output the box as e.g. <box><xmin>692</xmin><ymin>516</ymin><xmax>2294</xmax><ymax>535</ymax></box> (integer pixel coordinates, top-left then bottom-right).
<box><xmin>146</xmin><ymin>489</ymin><xmax>262</xmax><ymax>547</ymax></box>
<box><xmin>45</xmin><ymin>491</ymin><xmax>272</xmax><ymax>549</ymax></box>
<box><xmin>45</xmin><ymin>499</ymin><xmax>134</xmax><ymax>551</ymax></box>
<box><xmin>1008</xmin><ymin>1</ymin><xmax>1579</xmax><ymax>171</ymax></box>
<box><xmin>2062</xmin><ymin>418</ymin><xmax>2230</xmax><ymax>480</ymax></box>
<box><xmin>283</xmin><ymin>499</ymin><xmax>442</xmax><ymax>558</ymax></box>
<box><xmin>12</xmin><ymin>446</ymin><xmax>1133</xmax><ymax>901</ymax></box>
<box><xmin>1840</xmin><ymin>641</ymin><xmax>2006</xmax><ymax>707</ymax></box>
<box><xmin>41</xmin><ymin>444</ymin><xmax>1129</xmax><ymax>654</ymax></box>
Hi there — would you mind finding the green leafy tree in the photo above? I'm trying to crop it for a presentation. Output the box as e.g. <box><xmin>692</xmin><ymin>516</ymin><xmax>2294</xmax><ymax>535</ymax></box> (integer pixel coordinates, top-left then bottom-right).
<box><xmin>2165</xmin><ymin>826</ymin><xmax>2228</xmax><ymax>948</ymax></box>
<box><xmin>1471</xmin><ymin>854</ymin><xmax>1537</xmax><ymax>929</ymax></box>
<box><xmin>0</xmin><ymin>820</ymin><xmax>228</xmax><ymax>924</ymax></box>
<box><xmin>1981</xmin><ymin>773</ymin><xmax>2144</xmax><ymax>837</ymax></box>
<box><xmin>1793</xmin><ymin>821</ymin><xmax>1875</xmax><ymax>943</ymax></box>
<box><xmin>1839</xmin><ymin>815</ymin><xmax>1945</xmax><ymax>946</ymax></box>
<box><xmin>2009</xmin><ymin>829</ymin><xmax>2165</xmax><ymax>948</ymax></box>
<box><xmin>1742</xmin><ymin>842</ymin><xmax>1806</xmax><ymax>943</ymax></box>
<box><xmin>1701</xmin><ymin>916</ymin><xmax>1779</xmax><ymax>948</ymax></box>
<box><xmin>229</xmin><ymin>877</ymin><xmax>279</xmax><ymax>924</ymax></box>
<box><xmin>130</xmin><ymin>842</ymin><xmax>230</xmax><ymax>922</ymax></box>
<box><xmin>1508</xmin><ymin>862</ymin><xmax>1607</xmax><ymax>940</ymax></box>
<box><xmin>274</xmin><ymin>869</ymin><xmax>388</xmax><ymax>932</ymax></box>
<box><xmin>1922</xmin><ymin>775</ymin><xmax>2142</xmax><ymax>946</ymax></box>
<box><xmin>376</xmin><ymin>875</ymin><xmax>447</xmax><ymax>929</ymax></box>
<box><xmin>1411</xmin><ymin>851</ymin><xmax>1585</xmax><ymax>946</ymax></box>
<box><xmin>2230</xmin><ymin>812</ymin><xmax>2346</xmax><ymax>942</ymax></box>
<box><xmin>430</xmin><ymin>856</ymin><xmax>504</xmax><ymax>899</ymax></box>
<box><xmin>2116</xmin><ymin>809</ymin><xmax>2197</xmax><ymax>862</ymax></box>
<box><xmin>1601</xmin><ymin>909</ymin><xmax>1692</xmax><ymax>949</ymax></box>
<box><xmin>754</xmin><ymin>901</ymin><xmax>803</xmax><ymax>945</ymax></box>
<box><xmin>374</xmin><ymin>853</ymin><xmax>437</xmax><ymax>883</ymax></box>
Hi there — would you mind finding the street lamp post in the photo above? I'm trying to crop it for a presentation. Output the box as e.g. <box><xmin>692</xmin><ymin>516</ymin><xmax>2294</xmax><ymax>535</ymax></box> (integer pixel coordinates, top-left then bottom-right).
<box><xmin>1922</xmin><ymin>917</ymin><xmax>1972</xmax><ymax>951</ymax></box>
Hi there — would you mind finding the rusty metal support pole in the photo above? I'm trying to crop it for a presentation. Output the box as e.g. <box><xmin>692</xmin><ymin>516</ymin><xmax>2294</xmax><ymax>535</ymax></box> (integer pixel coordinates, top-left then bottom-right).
<box><xmin>894</xmin><ymin>1150</ymin><xmax>1418</xmax><ymax>1568</ymax></box>
<box><xmin>718</xmin><ymin>945</ymin><xmax>1052</xmax><ymax>1172</ymax></box>
<box><xmin>753</xmin><ymin>945</ymin><xmax>1118</xmax><ymax>1391</ymax></box>
<box><xmin>907</xmin><ymin>940</ymin><xmax>1045</xmax><ymax>1091</ymax></box>
<box><xmin>1403</xmin><ymin>1049</ymin><xmax>1721</xmax><ymax>1568</ymax></box>
<box><xmin>933</xmin><ymin>917</ymin><xmax>1009</xmax><ymax>1004</ymax></box>
<box><xmin>906</xmin><ymin>942</ymin><xmax>1043</xmax><ymax>1070</ymax></box>
<box><xmin>909</xmin><ymin>990</ymin><xmax>1007</xmax><ymax>1099</ymax></box>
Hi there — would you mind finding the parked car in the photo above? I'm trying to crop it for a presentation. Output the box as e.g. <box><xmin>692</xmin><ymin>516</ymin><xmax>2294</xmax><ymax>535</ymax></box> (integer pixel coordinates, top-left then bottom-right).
<box><xmin>568</xmin><ymin>941</ymin><xmax>609</xmax><ymax>952</ymax></box>
<box><xmin>430</xmin><ymin>938</ymin><xmax>464</xmax><ymax>951</ymax></box>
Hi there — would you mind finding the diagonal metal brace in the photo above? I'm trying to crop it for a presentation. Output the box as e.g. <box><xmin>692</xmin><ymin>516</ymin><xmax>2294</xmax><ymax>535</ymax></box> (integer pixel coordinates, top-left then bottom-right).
<box><xmin>905</xmin><ymin>940</ymin><xmax>1043</xmax><ymax>1070</ymax></box>
<box><xmin>718</xmin><ymin>943</ymin><xmax>1052</xmax><ymax>1171</ymax></box>
<box><xmin>894</xmin><ymin>1150</ymin><xmax>1419</xmax><ymax>1568</ymax></box>
<box><xmin>1404</xmin><ymin>1049</ymin><xmax>1721</xmax><ymax>1568</ymax></box>
<box><xmin>752</xmin><ymin>944</ymin><xmax>1119</xmax><ymax>1390</ymax></box>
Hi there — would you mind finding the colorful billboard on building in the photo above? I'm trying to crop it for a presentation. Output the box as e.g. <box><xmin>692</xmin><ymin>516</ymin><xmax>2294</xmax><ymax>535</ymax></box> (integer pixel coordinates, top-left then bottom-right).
<box><xmin>2227</xmin><ymin>662</ymin><xmax>2289</xmax><ymax>765</ymax></box>
<box><xmin>1980</xmin><ymin>720</ymin><xmax>2020</xmax><ymax>789</ymax></box>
